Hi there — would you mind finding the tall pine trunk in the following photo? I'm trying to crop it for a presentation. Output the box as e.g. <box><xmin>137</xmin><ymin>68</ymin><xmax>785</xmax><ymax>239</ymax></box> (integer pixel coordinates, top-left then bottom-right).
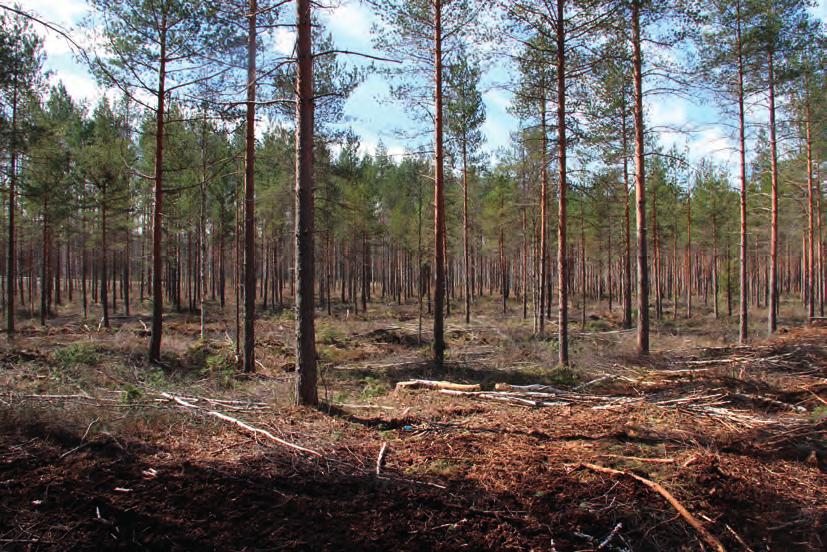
<box><xmin>200</xmin><ymin>112</ymin><xmax>208</xmax><ymax>339</ymax></box>
<box><xmin>767</xmin><ymin>48</ymin><xmax>779</xmax><ymax>334</ymax></box>
<box><xmin>243</xmin><ymin>0</ymin><xmax>257</xmax><ymax>373</ymax></box>
<box><xmin>621</xmin><ymin>106</ymin><xmax>632</xmax><ymax>329</ymax></box>
<box><xmin>538</xmin><ymin>104</ymin><xmax>548</xmax><ymax>334</ymax></box>
<box><xmin>806</xmin><ymin>98</ymin><xmax>815</xmax><ymax>322</ymax></box>
<box><xmin>632</xmin><ymin>0</ymin><xmax>649</xmax><ymax>355</ymax></box>
<box><xmin>736</xmin><ymin>0</ymin><xmax>748</xmax><ymax>343</ymax></box>
<box><xmin>40</xmin><ymin>194</ymin><xmax>49</xmax><ymax>326</ymax></box>
<box><xmin>432</xmin><ymin>0</ymin><xmax>447</xmax><ymax>368</ymax></box>
<box><xmin>463</xmin><ymin>144</ymin><xmax>470</xmax><ymax>324</ymax></box>
<box><xmin>555</xmin><ymin>0</ymin><xmax>569</xmax><ymax>364</ymax></box>
<box><xmin>294</xmin><ymin>0</ymin><xmax>317</xmax><ymax>405</ymax></box>
<box><xmin>149</xmin><ymin>16</ymin><xmax>167</xmax><ymax>362</ymax></box>
<box><xmin>6</xmin><ymin>78</ymin><xmax>19</xmax><ymax>336</ymax></box>
<box><xmin>101</xmin><ymin>183</ymin><xmax>109</xmax><ymax>329</ymax></box>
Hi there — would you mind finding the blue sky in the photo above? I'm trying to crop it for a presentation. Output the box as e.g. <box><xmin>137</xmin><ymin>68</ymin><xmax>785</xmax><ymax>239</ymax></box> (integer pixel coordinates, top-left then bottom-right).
<box><xmin>21</xmin><ymin>0</ymin><xmax>827</xmax><ymax>172</ymax></box>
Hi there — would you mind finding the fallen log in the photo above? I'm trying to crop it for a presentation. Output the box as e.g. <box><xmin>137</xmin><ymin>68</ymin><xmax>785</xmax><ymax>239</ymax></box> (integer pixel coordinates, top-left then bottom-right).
<box><xmin>161</xmin><ymin>393</ymin><xmax>322</xmax><ymax>457</ymax></box>
<box><xmin>395</xmin><ymin>379</ymin><xmax>481</xmax><ymax>392</ymax></box>
<box><xmin>576</xmin><ymin>463</ymin><xmax>726</xmax><ymax>552</ymax></box>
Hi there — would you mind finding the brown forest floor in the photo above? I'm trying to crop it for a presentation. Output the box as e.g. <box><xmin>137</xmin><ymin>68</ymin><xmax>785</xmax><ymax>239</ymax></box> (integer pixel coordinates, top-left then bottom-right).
<box><xmin>0</xmin><ymin>297</ymin><xmax>825</xmax><ymax>551</ymax></box>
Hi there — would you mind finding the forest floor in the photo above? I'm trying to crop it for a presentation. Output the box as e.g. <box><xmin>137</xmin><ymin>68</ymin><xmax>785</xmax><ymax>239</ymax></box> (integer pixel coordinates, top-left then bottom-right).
<box><xmin>0</xmin><ymin>297</ymin><xmax>825</xmax><ymax>551</ymax></box>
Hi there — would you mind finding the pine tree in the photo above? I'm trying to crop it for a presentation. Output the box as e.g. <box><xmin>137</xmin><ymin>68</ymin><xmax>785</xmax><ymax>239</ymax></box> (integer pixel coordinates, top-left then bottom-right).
<box><xmin>294</xmin><ymin>0</ymin><xmax>317</xmax><ymax>406</ymax></box>
<box><xmin>695</xmin><ymin>0</ymin><xmax>763</xmax><ymax>342</ymax></box>
<box><xmin>0</xmin><ymin>12</ymin><xmax>43</xmax><ymax>336</ymax></box>
<box><xmin>445</xmin><ymin>48</ymin><xmax>485</xmax><ymax>324</ymax></box>
<box><xmin>80</xmin><ymin>99</ymin><xmax>129</xmax><ymax>329</ymax></box>
<box><xmin>745</xmin><ymin>0</ymin><xmax>813</xmax><ymax>334</ymax></box>
<box><xmin>368</xmin><ymin>0</ymin><xmax>483</xmax><ymax>369</ymax></box>
<box><xmin>511</xmin><ymin>35</ymin><xmax>555</xmax><ymax>335</ymax></box>
<box><xmin>88</xmin><ymin>0</ymin><xmax>227</xmax><ymax>361</ymax></box>
<box><xmin>26</xmin><ymin>84</ymin><xmax>82</xmax><ymax>324</ymax></box>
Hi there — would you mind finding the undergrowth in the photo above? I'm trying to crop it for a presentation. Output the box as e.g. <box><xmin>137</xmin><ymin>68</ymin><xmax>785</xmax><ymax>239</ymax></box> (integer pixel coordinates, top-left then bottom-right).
<box><xmin>52</xmin><ymin>343</ymin><xmax>100</xmax><ymax>369</ymax></box>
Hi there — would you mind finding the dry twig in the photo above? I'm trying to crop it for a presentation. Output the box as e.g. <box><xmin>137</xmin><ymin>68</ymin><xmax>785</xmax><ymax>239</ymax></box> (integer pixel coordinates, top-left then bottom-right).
<box><xmin>161</xmin><ymin>393</ymin><xmax>322</xmax><ymax>457</ymax></box>
<box><xmin>576</xmin><ymin>463</ymin><xmax>726</xmax><ymax>552</ymax></box>
<box><xmin>376</xmin><ymin>442</ymin><xmax>388</xmax><ymax>475</ymax></box>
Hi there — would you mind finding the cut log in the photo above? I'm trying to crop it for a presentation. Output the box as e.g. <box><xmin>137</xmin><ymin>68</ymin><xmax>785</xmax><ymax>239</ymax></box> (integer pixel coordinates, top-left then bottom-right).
<box><xmin>395</xmin><ymin>379</ymin><xmax>481</xmax><ymax>392</ymax></box>
<box><xmin>577</xmin><ymin>463</ymin><xmax>726</xmax><ymax>552</ymax></box>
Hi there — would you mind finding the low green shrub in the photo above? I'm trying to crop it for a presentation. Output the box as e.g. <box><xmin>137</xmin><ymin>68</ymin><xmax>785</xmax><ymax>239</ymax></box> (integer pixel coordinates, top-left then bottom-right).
<box><xmin>52</xmin><ymin>343</ymin><xmax>100</xmax><ymax>368</ymax></box>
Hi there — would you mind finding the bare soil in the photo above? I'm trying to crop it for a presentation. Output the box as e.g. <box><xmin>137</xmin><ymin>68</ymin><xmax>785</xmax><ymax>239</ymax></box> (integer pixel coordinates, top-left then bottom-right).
<box><xmin>0</xmin><ymin>299</ymin><xmax>825</xmax><ymax>550</ymax></box>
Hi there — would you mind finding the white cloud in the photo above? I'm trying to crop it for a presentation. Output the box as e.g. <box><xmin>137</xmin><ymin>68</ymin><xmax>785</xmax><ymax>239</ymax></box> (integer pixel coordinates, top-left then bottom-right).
<box><xmin>319</xmin><ymin>1</ymin><xmax>374</xmax><ymax>46</ymax></box>
<box><xmin>690</xmin><ymin>126</ymin><xmax>735</xmax><ymax>167</ymax></box>
<box><xmin>481</xmin><ymin>118</ymin><xmax>510</xmax><ymax>153</ymax></box>
<box><xmin>484</xmin><ymin>89</ymin><xmax>511</xmax><ymax>112</ymax></box>
<box><xmin>21</xmin><ymin>0</ymin><xmax>88</xmax><ymax>26</ymax></box>
<box><xmin>386</xmin><ymin>144</ymin><xmax>406</xmax><ymax>159</ymax></box>
<box><xmin>49</xmin><ymin>69</ymin><xmax>99</xmax><ymax>103</ymax></box>
<box><xmin>647</xmin><ymin>96</ymin><xmax>689</xmax><ymax>130</ymax></box>
<box><xmin>273</xmin><ymin>27</ymin><xmax>295</xmax><ymax>56</ymax></box>
<box><xmin>21</xmin><ymin>0</ymin><xmax>89</xmax><ymax>54</ymax></box>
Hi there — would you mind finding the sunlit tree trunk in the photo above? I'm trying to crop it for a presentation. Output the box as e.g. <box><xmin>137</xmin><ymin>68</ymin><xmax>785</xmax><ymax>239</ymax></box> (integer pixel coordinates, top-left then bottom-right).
<box><xmin>736</xmin><ymin>1</ymin><xmax>748</xmax><ymax>343</ymax></box>
<box><xmin>538</xmin><ymin>104</ymin><xmax>548</xmax><ymax>334</ymax></box>
<box><xmin>295</xmin><ymin>0</ymin><xmax>318</xmax><ymax>405</ymax></box>
<box><xmin>767</xmin><ymin>48</ymin><xmax>779</xmax><ymax>334</ymax></box>
<box><xmin>806</xmin><ymin>98</ymin><xmax>815</xmax><ymax>322</ymax></box>
<box><xmin>432</xmin><ymin>0</ymin><xmax>447</xmax><ymax>367</ymax></box>
<box><xmin>555</xmin><ymin>0</ymin><xmax>569</xmax><ymax>364</ymax></box>
<box><xmin>243</xmin><ymin>0</ymin><xmax>257</xmax><ymax>372</ymax></box>
<box><xmin>6</xmin><ymin>76</ymin><xmax>19</xmax><ymax>336</ymax></box>
<box><xmin>149</xmin><ymin>14</ymin><xmax>167</xmax><ymax>362</ymax></box>
<box><xmin>101</xmin><ymin>182</ymin><xmax>109</xmax><ymax>329</ymax></box>
<box><xmin>632</xmin><ymin>0</ymin><xmax>649</xmax><ymax>354</ymax></box>
<box><xmin>621</xmin><ymin>105</ymin><xmax>632</xmax><ymax>329</ymax></box>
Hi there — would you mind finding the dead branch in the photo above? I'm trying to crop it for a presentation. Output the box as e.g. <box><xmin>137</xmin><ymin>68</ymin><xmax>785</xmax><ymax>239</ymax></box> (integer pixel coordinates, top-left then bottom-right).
<box><xmin>683</xmin><ymin>358</ymin><xmax>740</xmax><ymax>366</ymax></box>
<box><xmin>576</xmin><ymin>463</ymin><xmax>726</xmax><ymax>552</ymax></box>
<box><xmin>573</xmin><ymin>375</ymin><xmax>617</xmax><ymax>390</ymax></box>
<box><xmin>650</xmin><ymin>367</ymin><xmax>714</xmax><ymax>376</ymax></box>
<box><xmin>601</xmin><ymin>454</ymin><xmax>675</xmax><ymax>464</ymax></box>
<box><xmin>597</xmin><ymin>522</ymin><xmax>623</xmax><ymax>550</ymax></box>
<box><xmin>728</xmin><ymin>392</ymin><xmax>807</xmax><ymax>413</ymax></box>
<box><xmin>725</xmin><ymin>524</ymin><xmax>754</xmax><ymax>552</ymax></box>
<box><xmin>495</xmin><ymin>383</ymin><xmax>567</xmax><ymax>393</ymax></box>
<box><xmin>803</xmin><ymin>389</ymin><xmax>827</xmax><ymax>406</ymax></box>
<box><xmin>438</xmin><ymin>389</ymin><xmax>568</xmax><ymax>407</ymax></box>
<box><xmin>161</xmin><ymin>393</ymin><xmax>322</xmax><ymax>457</ymax></box>
<box><xmin>376</xmin><ymin>442</ymin><xmax>388</xmax><ymax>475</ymax></box>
